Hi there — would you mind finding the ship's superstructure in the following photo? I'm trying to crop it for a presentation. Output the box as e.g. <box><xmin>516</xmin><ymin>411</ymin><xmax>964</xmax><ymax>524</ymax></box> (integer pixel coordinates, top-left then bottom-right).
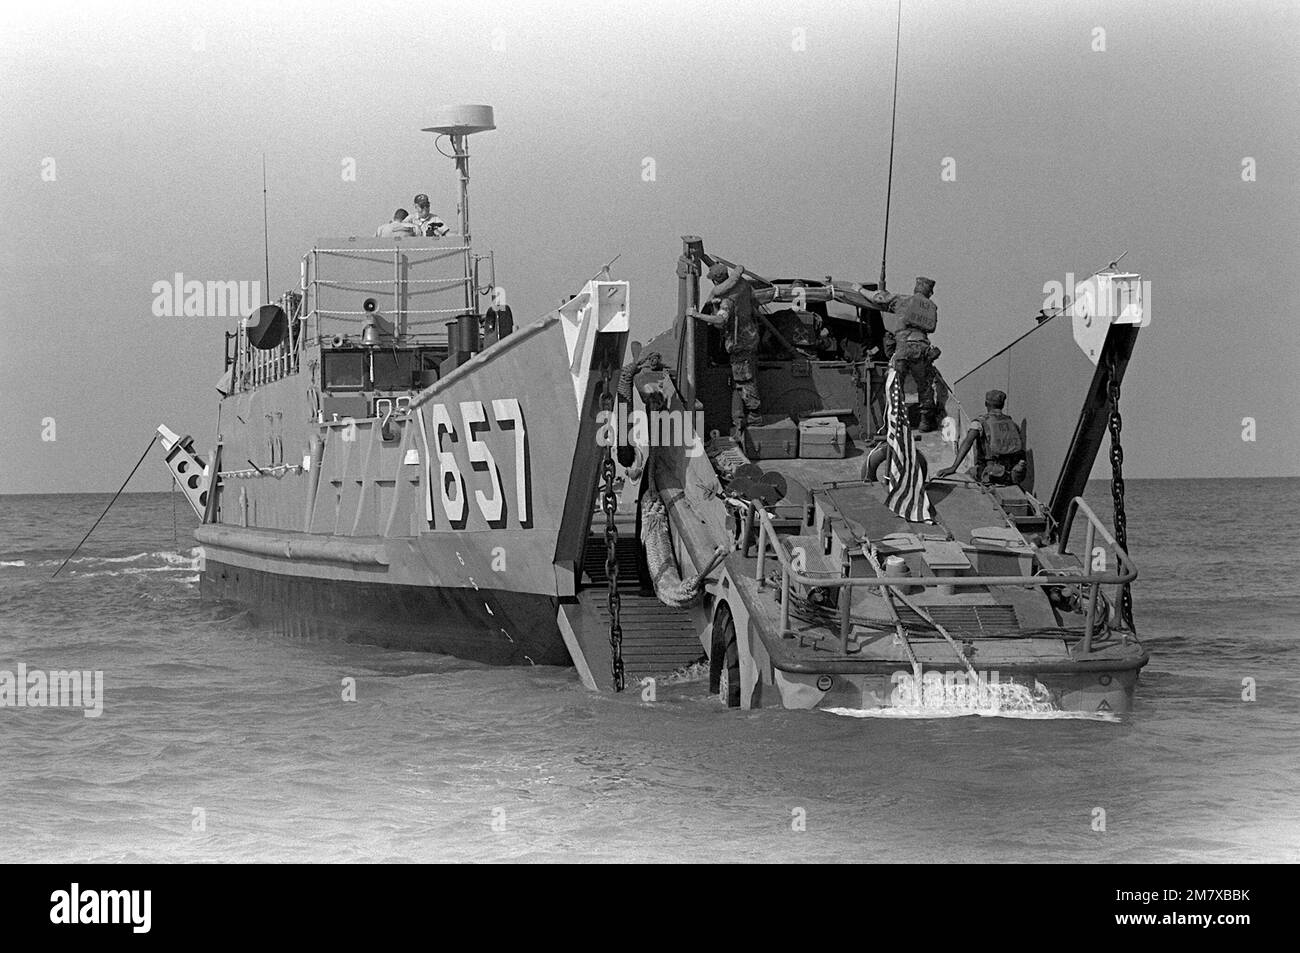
<box><xmin>159</xmin><ymin>108</ymin><xmax>631</xmax><ymax>663</ymax></box>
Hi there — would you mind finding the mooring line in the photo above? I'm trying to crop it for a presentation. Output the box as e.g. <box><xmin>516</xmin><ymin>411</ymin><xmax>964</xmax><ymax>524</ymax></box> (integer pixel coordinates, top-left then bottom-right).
<box><xmin>51</xmin><ymin>433</ymin><xmax>157</xmax><ymax>580</ymax></box>
<box><xmin>867</xmin><ymin>545</ymin><xmax>923</xmax><ymax>683</ymax></box>
<box><xmin>889</xmin><ymin>586</ymin><xmax>979</xmax><ymax>678</ymax></box>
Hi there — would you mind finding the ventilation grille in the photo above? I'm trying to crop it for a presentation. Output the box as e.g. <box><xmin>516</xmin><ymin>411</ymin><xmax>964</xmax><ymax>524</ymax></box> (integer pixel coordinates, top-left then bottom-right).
<box><xmin>896</xmin><ymin>604</ymin><xmax>1021</xmax><ymax>638</ymax></box>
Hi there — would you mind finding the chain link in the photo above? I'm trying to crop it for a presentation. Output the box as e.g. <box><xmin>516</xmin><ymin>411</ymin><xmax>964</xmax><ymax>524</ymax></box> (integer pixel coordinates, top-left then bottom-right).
<box><xmin>600</xmin><ymin>381</ymin><xmax>625</xmax><ymax>692</ymax></box>
<box><xmin>1107</xmin><ymin>355</ymin><xmax>1135</xmax><ymax>631</ymax></box>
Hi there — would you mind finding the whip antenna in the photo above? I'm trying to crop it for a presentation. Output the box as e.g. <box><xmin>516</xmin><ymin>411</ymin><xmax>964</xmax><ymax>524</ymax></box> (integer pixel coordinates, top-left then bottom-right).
<box><xmin>261</xmin><ymin>152</ymin><xmax>269</xmax><ymax>302</ymax></box>
<box><xmin>879</xmin><ymin>0</ymin><xmax>902</xmax><ymax>291</ymax></box>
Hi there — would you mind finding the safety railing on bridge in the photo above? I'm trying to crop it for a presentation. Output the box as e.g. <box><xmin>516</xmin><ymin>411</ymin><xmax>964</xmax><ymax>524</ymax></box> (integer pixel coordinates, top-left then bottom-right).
<box><xmin>299</xmin><ymin>241</ymin><xmax>477</xmax><ymax>347</ymax></box>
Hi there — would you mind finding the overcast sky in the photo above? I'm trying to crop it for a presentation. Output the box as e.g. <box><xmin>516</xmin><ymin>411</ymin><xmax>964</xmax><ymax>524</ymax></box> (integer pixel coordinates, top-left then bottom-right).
<box><xmin>1</xmin><ymin>0</ymin><xmax>1296</xmax><ymax>493</ymax></box>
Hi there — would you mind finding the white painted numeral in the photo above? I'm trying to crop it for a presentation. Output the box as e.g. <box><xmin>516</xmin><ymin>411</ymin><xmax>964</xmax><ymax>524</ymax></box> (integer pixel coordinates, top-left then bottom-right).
<box><xmin>461</xmin><ymin>400</ymin><xmax>503</xmax><ymax>523</ymax></box>
<box><xmin>420</xmin><ymin>398</ymin><xmax>529</xmax><ymax>528</ymax></box>
<box><xmin>431</xmin><ymin>403</ymin><xmax>465</xmax><ymax>523</ymax></box>
<box><xmin>492</xmin><ymin>398</ymin><xmax>529</xmax><ymax>525</ymax></box>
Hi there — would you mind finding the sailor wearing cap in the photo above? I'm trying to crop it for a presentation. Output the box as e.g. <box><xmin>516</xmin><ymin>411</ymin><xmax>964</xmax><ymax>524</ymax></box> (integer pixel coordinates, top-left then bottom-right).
<box><xmin>411</xmin><ymin>194</ymin><xmax>448</xmax><ymax>237</ymax></box>
<box><xmin>936</xmin><ymin>389</ymin><xmax>1027</xmax><ymax>486</ymax></box>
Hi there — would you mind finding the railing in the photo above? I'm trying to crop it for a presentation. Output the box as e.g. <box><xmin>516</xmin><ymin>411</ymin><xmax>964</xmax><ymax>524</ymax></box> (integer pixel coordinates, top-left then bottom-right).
<box><xmin>301</xmin><ymin>242</ymin><xmax>475</xmax><ymax>346</ymax></box>
<box><xmin>234</xmin><ymin>292</ymin><xmax>303</xmax><ymax>392</ymax></box>
<box><xmin>750</xmin><ymin>496</ymin><xmax>1137</xmax><ymax>656</ymax></box>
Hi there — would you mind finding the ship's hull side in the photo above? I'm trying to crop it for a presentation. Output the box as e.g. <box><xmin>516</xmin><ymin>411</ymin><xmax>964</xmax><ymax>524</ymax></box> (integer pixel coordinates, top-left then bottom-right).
<box><xmin>202</xmin><ymin>557</ymin><xmax>567</xmax><ymax>665</ymax></box>
<box><xmin>181</xmin><ymin>279</ymin><xmax>632</xmax><ymax>669</ymax></box>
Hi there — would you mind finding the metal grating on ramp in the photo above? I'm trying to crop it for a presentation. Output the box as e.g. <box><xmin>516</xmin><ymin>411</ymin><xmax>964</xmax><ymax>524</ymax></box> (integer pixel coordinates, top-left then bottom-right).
<box><xmin>583</xmin><ymin>591</ymin><xmax>704</xmax><ymax>677</ymax></box>
<box><xmin>576</xmin><ymin>513</ymin><xmax>705</xmax><ymax>679</ymax></box>
<box><xmin>581</xmin><ymin>535</ymin><xmax>643</xmax><ymax>587</ymax></box>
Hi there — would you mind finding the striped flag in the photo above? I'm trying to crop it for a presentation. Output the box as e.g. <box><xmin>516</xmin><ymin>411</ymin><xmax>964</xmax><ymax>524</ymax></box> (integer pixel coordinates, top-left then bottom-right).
<box><xmin>883</xmin><ymin>367</ymin><xmax>935</xmax><ymax>522</ymax></box>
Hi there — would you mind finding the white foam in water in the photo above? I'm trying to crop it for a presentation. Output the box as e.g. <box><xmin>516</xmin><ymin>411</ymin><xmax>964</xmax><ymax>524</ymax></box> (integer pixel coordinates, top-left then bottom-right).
<box><xmin>659</xmin><ymin>660</ymin><xmax>709</xmax><ymax>685</ymax></box>
<box><xmin>70</xmin><ymin>565</ymin><xmax>200</xmax><ymax>580</ymax></box>
<box><xmin>3</xmin><ymin>549</ymin><xmax>201</xmax><ymax>570</ymax></box>
<box><xmin>823</xmin><ymin>671</ymin><xmax>1120</xmax><ymax>722</ymax></box>
<box><xmin>43</xmin><ymin>549</ymin><xmax>204</xmax><ymax>578</ymax></box>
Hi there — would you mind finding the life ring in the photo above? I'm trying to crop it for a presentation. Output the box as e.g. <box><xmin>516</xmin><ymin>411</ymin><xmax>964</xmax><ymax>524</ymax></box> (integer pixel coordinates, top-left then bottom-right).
<box><xmin>862</xmin><ymin>443</ymin><xmax>928</xmax><ymax>483</ymax></box>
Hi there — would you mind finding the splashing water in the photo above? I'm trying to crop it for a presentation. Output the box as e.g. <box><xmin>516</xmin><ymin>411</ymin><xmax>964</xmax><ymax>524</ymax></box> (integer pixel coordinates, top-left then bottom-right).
<box><xmin>824</xmin><ymin>671</ymin><xmax>1120</xmax><ymax>721</ymax></box>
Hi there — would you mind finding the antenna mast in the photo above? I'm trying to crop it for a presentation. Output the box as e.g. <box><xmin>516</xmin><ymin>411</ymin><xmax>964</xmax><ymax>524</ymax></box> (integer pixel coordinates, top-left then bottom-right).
<box><xmin>879</xmin><ymin>0</ymin><xmax>902</xmax><ymax>291</ymax></box>
<box><xmin>423</xmin><ymin>105</ymin><xmax>496</xmax><ymax>313</ymax></box>
<box><xmin>262</xmin><ymin>154</ymin><xmax>271</xmax><ymax>305</ymax></box>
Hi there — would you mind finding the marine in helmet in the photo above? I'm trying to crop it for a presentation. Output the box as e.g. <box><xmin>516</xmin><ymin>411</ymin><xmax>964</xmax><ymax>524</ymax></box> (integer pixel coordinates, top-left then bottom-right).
<box><xmin>936</xmin><ymin>389</ymin><xmax>1027</xmax><ymax>486</ymax></box>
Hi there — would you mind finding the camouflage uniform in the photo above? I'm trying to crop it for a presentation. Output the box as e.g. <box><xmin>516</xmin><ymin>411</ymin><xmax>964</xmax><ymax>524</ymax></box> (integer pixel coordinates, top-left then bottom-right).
<box><xmin>868</xmin><ymin>279</ymin><xmax>940</xmax><ymax>428</ymax></box>
<box><xmin>717</xmin><ymin>281</ymin><xmax>761</xmax><ymax>434</ymax></box>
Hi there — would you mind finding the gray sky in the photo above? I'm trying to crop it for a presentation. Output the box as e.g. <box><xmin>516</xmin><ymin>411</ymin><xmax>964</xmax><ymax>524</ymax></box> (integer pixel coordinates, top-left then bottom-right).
<box><xmin>1</xmin><ymin>0</ymin><xmax>1297</xmax><ymax>493</ymax></box>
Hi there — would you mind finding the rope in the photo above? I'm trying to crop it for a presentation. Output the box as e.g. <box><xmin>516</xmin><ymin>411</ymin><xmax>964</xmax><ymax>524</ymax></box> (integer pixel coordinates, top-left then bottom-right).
<box><xmin>52</xmin><ymin>433</ymin><xmax>157</xmax><ymax>579</ymax></box>
<box><xmin>310</xmin><ymin>244</ymin><xmax>469</xmax><ymax>253</ymax></box>
<box><xmin>889</xmin><ymin>588</ymin><xmax>979</xmax><ymax>677</ymax></box>
<box><xmin>310</xmin><ymin>276</ymin><xmax>469</xmax><ymax>286</ymax></box>
<box><xmin>313</xmin><ymin>308</ymin><xmax>468</xmax><ymax>316</ymax></box>
<box><xmin>219</xmin><ymin>463</ymin><xmax>304</xmax><ymax>479</ymax></box>
<box><xmin>867</xmin><ymin>544</ymin><xmax>924</xmax><ymax>681</ymax></box>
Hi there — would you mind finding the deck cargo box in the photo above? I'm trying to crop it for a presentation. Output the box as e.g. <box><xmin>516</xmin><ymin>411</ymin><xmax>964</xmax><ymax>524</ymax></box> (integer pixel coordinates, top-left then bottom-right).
<box><xmin>798</xmin><ymin>417</ymin><xmax>848</xmax><ymax>458</ymax></box>
<box><xmin>745</xmin><ymin>417</ymin><xmax>799</xmax><ymax>460</ymax></box>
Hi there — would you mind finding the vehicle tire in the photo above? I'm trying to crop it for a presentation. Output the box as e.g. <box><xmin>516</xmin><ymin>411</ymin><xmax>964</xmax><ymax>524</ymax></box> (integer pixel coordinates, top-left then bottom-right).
<box><xmin>713</xmin><ymin>607</ymin><xmax>741</xmax><ymax>708</ymax></box>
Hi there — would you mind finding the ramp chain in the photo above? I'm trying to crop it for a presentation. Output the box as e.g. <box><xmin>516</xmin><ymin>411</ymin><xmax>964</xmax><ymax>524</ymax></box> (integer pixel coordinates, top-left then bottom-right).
<box><xmin>1107</xmin><ymin>354</ymin><xmax>1134</xmax><ymax>630</ymax></box>
<box><xmin>601</xmin><ymin>383</ymin><xmax>626</xmax><ymax>692</ymax></box>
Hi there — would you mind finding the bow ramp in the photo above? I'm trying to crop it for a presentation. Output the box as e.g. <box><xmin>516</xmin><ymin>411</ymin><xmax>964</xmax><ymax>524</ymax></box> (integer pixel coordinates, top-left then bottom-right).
<box><xmin>557</xmin><ymin>475</ymin><xmax>710</xmax><ymax>692</ymax></box>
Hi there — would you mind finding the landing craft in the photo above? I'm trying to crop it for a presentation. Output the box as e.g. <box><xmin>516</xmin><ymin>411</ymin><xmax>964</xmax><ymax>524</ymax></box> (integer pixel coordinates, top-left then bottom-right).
<box><xmin>159</xmin><ymin>106</ymin><xmax>632</xmax><ymax>665</ymax></box>
<box><xmin>556</xmin><ymin>237</ymin><xmax>1148</xmax><ymax>713</ymax></box>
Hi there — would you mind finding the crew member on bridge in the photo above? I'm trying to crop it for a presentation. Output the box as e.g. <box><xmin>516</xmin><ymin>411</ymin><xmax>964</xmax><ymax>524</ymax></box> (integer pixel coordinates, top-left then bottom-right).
<box><xmin>936</xmin><ymin>389</ymin><xmax>1027</xmax><ymax>486</ymax></box>
<box><xmin>856</xmin><ymin>276</ymin><xmax>941</xmax><ymax>432</ymax></box>
<box><xmin>689</xmin><ymin>261</ymin><xmax>761</xmax><ymax>444</ymax></box>
<box><xmin>376</xmin><ymin>209</ymin><xmax>419</xmax><ymax>238</ymax></box>
<box><xmin>411</xmin><ymin>194</ymin><xmax>448</xmax><ymax>237</ymax></box>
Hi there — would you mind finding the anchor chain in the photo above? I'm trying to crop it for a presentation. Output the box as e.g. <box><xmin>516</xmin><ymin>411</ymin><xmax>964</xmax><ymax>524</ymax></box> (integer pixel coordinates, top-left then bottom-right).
<box><xmin>1107</xmin><ymin>355</ymin><xmax>1134</xmax><ymax>631</ymax></box>
<box><xmin>600</xmin><ymin>382</ymin><xmax>625</xmax><ymax>692</ymax></box>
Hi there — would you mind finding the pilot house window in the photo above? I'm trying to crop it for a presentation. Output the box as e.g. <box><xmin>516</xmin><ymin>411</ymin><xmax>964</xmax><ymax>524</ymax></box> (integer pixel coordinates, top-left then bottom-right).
<box><xmin>322</xmin><ymin>349</ymin><xmax>441</xmax><ymax>392</ymax></box>
<box><xmin>371</xmin><ymin>351</ymin><xmax>421</xmax><ymax>390</ymax></box>
<box><xmin>322</xmin><ymin>351</ymin><xmax>365</xmax><ymax>391</ymax></box>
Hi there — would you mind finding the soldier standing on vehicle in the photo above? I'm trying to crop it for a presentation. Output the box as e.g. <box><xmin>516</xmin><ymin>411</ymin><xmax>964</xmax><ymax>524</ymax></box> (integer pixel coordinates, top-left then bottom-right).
<box><xmin>856</xmin><ymin>276</ymin><xmax>940</xmax><ymax>432</ymax></box>
<box><xmin>689</xmin><ymin>261</ymin><xmax>761</xmax><ymax>444</ymax></box>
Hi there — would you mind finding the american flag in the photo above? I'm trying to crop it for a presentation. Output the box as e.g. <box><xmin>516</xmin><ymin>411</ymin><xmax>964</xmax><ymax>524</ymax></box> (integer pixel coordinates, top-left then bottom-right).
<box><xmin>883</xmin><ymin>367</ymin><xmax>934</xmax><ymax>523</ymax></box>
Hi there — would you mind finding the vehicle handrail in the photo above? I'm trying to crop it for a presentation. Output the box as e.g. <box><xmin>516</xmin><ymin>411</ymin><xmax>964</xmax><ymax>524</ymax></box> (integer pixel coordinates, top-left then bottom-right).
<box><xmin>751</xmin><ymin>496</ymin><xmax>1137</xmax><ymax>654</ymax></box>
<box><xmin>754</xmin><ymin>501</ymin><xmax>1137</xmax><ymax>590</ymax></box>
